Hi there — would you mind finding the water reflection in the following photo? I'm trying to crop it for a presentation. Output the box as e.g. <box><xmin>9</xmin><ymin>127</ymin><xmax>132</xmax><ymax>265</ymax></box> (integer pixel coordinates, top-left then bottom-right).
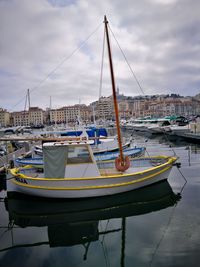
<box><xmin>0</xmin><ymin>169</ymin><xmax>6</xmax><ymax>192</ymax></box>
<box><xmin>1</xmin><ymin>180</ymin><xmax>181</xmax><ymax>265</ymax></box>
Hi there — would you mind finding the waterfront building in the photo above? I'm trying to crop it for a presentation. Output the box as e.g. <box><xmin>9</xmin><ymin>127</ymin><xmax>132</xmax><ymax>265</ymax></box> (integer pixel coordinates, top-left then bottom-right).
<box><xmin>12</xmin><ymin>111</ymin><xmax>29</xmax><ymax>126</ymax></box>
<box><xmin>49</xmin><ymin>104</ymin><xmax>91</xmax><ymax>124</ymax></box>
<box><xmin>96</xmin><ymin>96</ymin><xmax>114</xmax><ymax>120</ymax></box>
<box><xmin>12</xmin><ymin>107</ymin><xmax>44</xmax><ymax>126</ymax></box>
<box><xmin>130</xmin><ymin>99</ymin><xmax>150</xmax><ymax>118</ymax></box>
<box><xmin>29</xmin><ymin>107</ymin><xmax>44</xmax><ymax>126</ymax></box>
<box><xmin>0</xmin><ymin>108</ymin><xmax>10</xmax><ymax>127</ymax></box>
<box><xmin>130</xmin><ymin>96</ymin><xmax>200</xmax><ymax>118</ymax></box>
<box><xmin>118</xmin><ymin>100</ymin><xmax>130</xmax><ymax>119</ymax></box>
<box><xmin>3</xmin><ymin>93</ymin><xmax>200</xmax><ymax>126</ymax></box>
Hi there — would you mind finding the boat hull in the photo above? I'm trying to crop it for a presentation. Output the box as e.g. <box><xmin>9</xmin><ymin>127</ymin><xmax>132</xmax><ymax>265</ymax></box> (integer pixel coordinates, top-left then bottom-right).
<box><xmin>8</xmin><ymin>157</ymin><xmax>176</xmax><ymax>198</ymax></box>
<box><xmin>6</xmin><ymin>180</ymin><xmax>180</xmax><ymax>226</ymax></box>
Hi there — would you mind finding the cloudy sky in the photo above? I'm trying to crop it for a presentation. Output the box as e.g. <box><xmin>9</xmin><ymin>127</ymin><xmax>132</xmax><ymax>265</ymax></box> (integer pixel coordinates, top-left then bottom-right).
<box><xmin>0</xmin><ymin>0</ymin><xmax>200</xmax><ymax>111</ymax></box>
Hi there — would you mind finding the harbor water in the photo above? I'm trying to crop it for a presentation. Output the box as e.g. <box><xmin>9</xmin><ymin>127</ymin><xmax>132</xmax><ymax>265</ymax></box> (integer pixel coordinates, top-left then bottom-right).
<box><xmin>0</xmin><ymin>130</ymin><xmax>200</xmax><ymax>267</ymax></box>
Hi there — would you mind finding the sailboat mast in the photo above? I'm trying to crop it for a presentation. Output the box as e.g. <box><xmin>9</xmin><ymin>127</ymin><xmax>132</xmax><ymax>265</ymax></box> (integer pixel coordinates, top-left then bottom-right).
<box><xmin>104</xmin><ymin>15</ymin><xmax>124</xmax><ymax>163</ymax></box>
<box><xmin>27</xmin><ymin>89</ymin><xmax>31</xmax><ymax>110</ymax></box>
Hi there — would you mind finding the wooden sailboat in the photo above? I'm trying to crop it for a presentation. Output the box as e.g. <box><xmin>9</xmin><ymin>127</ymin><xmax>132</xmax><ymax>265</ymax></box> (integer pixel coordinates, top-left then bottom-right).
<box><xmin>2</xmin><ymin>180</ymin><xmax>180</xmax><ymax>256</ymax></box>
<box><xmin>5</xmin><ymin>180</ymin><xmax>180</xmax><ymax>226</ymax></box>
<box><xmin>8</xmin><ymin>16</ymin><xmax>177</xmax><ymax>198</ymax></box>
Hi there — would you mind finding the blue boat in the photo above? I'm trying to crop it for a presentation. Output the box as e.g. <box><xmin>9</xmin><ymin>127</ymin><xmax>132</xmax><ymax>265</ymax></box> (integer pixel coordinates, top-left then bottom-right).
<box><xmin>94</xmin><ymin>147</ymin><xmax>145</xmax><ymax>161</ymax></box>
<box><xmin>15</xmin><ymin>146</ymin><xmax>145</xmax><ymax>169</ymax></box>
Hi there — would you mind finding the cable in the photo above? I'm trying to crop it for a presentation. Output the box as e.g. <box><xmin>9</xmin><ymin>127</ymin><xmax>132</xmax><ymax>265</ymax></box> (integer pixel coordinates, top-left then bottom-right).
<box><xmin>108</xmin><ymin>25</ymin><xmax>146</xmax><ymax>96</ymax></box>
<box><xmin>177</xmin><ymin>166</ymin><xmax>188</xmax><ymax>184</ymax></box>
<box><xmin>149</xmin><ymin>200</ymin><xmax>178</xmax><ymax>266</ymax></box>
<box><xmin>9</xmin><ymin>21</ymin><xmax>103</xmax><ymax>112</ymax></box>
<box><xmin>99</xmin><ymin>28</ymin><xmax>106</xmax><ymax>99</ymax></box>
<box><xmin>162</xmin><ymin>131</ymin><xmax>177</xmax><ymax>157</ymax></box>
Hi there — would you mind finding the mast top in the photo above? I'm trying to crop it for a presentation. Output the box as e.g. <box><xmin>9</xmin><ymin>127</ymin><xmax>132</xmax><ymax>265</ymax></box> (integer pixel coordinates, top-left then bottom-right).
<box><xmin>104</xmin><ymin>15</ymin><xmax>108</xmax><ymax>24</ymax></box>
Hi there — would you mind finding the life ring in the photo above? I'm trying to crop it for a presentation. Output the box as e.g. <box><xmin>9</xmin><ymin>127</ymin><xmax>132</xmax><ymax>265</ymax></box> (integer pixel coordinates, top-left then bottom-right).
<box><xmin>115</xmin><ymin>155</ymin><xmax>130</xmax><ymax>172</ymax></box>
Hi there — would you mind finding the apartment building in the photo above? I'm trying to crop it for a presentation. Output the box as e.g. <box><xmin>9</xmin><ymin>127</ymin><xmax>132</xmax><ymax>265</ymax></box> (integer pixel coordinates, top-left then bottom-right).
<box><xmin>96</xmin><ymin>96</ymin><xmax>114</xmax><ymax>120</ymax></box>
<box><xmin>49</xmin><ymin>104</ymin><xmax>91</xmax><ymax>124</ymax></box>
<box><xmin>0</xmin><ymin>108</ymin><xmax>10</xmax><ymax>127</ymax></box>
<box><xmin>4</xmin><ymin>93</ymin><xmax>200</xmax><ymax>127</ymax></box>
<box><xmin>12</xmin><ymin>107</ymin><xmax>44</xmax><ymax>126</ymax></box>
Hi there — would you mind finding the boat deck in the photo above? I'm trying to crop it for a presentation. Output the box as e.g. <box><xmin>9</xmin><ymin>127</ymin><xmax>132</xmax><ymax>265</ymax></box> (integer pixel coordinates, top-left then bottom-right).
<box><xmin>99</xmin><ymin>166</ymin><xmax>152</xmax><ymax>176</ymax></box>
<box><xmin>16</xmin><ymin>165</ymin><xmax>155</xmax><ymax>178</ymax></box>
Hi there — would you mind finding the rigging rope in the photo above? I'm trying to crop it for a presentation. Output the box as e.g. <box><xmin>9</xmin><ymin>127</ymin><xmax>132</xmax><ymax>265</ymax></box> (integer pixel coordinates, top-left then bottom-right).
<box><xmin>108</xmin><ymin>25</ymin><xmax>146</xmax><ymax>96</ymax></box>
<box><xmin>98</xmin><ymin>26</ymin><xmax>107</xmax><ymax>121</ymax></box>
<box><xmin>9</xmin><ymin>21</ymin><xmax>103</xmax><ymax>112</ymax></box>
<box><xmin>107</xmin><ymin>23</ymin><xmax>182</xmax><ymax>158</ymax></box>
<box><xmin>99</xmin><ymin>28</ymin><xmax>106</xmax><ymax>99</ymax></box>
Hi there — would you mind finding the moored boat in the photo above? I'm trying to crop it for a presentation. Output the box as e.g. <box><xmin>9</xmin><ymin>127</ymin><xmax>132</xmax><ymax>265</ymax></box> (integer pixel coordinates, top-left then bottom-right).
<box><xmin>1</xmin><ymin>180</ymin><xmax>180</xmax><ymax>254</ymax></box>
<box><xmin>8</xmin><ymin>140</ymin><xmax>177</xmax><ymax>198</ymax></box>
<box><xmin>6</xmin><ymin>179</ymin><xmax>181</xmax><ymax>225</ymax></box>
<box><xmin>7</xmin><ymin>16</ymin><xmax>177</xmax><ymax>199</ymax></box>
<box><xmin>15</xmin><ymin>146</ymin><xmax>145</xmax><ymax>169</ymax></box>
<box><xmin>34</xmin><ymin>135</ymin><xmax>131</xmax><ymax>156</ymax></box>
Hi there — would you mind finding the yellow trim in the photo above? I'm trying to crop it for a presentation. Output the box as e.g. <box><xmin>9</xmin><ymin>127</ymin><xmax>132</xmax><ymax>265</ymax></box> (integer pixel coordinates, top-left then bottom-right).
<box><xmin>11</xmin><ymin>165</ymin><xmax>171</xmax><ymax>190</ymax></box>
<box><xmin>10</xmin><ymin>156</ymin><xmax>176</xmax><ymax>181</ymax></box>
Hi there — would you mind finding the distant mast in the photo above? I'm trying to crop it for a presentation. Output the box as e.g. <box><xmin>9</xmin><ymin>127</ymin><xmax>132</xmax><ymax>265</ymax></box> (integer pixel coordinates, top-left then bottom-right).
<box><xmin>27</xmin><ymin>89</ymin><xmax>31</xmax><ymax>110</ymax></box>
<box><xmin>104</xmin><ymin>15</ymin><xmax>129</xmax><ymax>171</ymax></box>
<box><xmin>50</xmin><ymin>96</ymin><xmax>52</xmax><ymax>110</ymax></box>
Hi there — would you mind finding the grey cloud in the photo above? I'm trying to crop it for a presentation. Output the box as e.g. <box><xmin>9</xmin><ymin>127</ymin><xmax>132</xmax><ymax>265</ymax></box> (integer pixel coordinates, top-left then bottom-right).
<box><xmin>0</xmin><ymin>0</ymin><xmax>199</xmax><ymax>111</ymax></box>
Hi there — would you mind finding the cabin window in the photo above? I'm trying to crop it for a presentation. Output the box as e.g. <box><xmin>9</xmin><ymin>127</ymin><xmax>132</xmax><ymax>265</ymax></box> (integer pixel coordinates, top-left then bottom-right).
<box><xmin>67</xmin><ymin>145</ymin><xmax>93</xmax><ymax>164</ymax></box>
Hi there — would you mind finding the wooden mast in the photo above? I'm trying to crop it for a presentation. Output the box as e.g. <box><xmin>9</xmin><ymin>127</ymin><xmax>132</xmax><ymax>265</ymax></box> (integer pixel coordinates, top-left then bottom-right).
<box><xmin>104</xmin><ymin>15</ymin><xmax>125</xmax><ymax>167</ymax></box>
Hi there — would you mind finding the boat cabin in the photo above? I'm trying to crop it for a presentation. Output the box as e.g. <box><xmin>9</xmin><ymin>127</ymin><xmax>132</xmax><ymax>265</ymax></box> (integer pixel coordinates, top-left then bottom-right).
<box><xmin>43</xmin><ymin>141</ymin><xmax>100</xmax><ymax>178</ymax></box>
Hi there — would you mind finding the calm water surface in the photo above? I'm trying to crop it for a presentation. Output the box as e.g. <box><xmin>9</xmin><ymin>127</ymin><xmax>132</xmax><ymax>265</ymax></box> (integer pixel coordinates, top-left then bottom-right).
<box><xmin>0</xmin><ymin>132</ymin><xmax>200</xmax><ymax>267</ymax></box>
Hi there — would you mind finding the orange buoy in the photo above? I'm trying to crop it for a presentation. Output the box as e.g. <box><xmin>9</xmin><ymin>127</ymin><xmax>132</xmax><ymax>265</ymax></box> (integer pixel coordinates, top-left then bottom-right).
<box><xmin>115</xmin><ymin>155</ymin><xmax>130</xmax><ymax>172</ymax></box>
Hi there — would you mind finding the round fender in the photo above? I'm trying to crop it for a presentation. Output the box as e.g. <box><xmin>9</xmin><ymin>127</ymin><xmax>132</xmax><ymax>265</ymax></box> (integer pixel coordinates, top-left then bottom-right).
<box><xmin>115</xmin><ymin>156</ymin><xmax>130</xmax><ymax>172</ymax></box>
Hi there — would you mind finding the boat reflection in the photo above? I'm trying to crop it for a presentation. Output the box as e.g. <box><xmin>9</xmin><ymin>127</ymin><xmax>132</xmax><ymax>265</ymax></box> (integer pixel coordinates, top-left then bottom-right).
<box><xmin>0</xmin><ymin>168</ymin><xmax>6</xmax><ymax>191</ymax></box>
<box><xmin>2</xmin><ymin>180</ymin><xmax>181</xmax><ymax>261</ymax></box>
<box><xmin>5</xmin><ymin>180</ymin><xmax>181</xmax><ymax>225</ymax></box>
